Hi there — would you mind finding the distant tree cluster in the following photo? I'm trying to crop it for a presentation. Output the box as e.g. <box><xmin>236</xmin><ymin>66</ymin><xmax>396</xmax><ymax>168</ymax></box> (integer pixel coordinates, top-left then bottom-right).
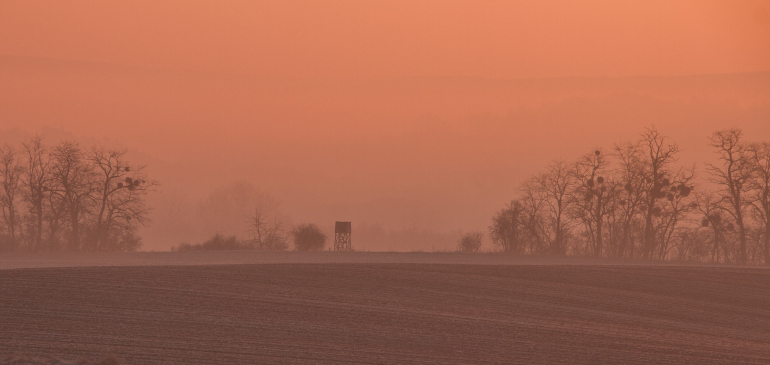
<box><xmin>0</xmin><ymin>136</ymin><xmax>155</xmax><ymax>252</ymax></box>
<box><xmin>491</xmin><ymin>127</ymin><xmax>770</xmax><ymax>265</ymax></box>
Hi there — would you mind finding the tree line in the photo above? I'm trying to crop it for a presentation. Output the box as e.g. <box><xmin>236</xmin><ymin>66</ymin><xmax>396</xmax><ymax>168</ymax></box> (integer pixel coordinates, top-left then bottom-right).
<box><xmin>0</xmin><ymin>136</ymin><xmax>154</xmax><ymax>252</ymax></box>
<box><xmin>485</xmin><ymin>127</ymin><xmax>770</xmax><ymax>265</ymax></box>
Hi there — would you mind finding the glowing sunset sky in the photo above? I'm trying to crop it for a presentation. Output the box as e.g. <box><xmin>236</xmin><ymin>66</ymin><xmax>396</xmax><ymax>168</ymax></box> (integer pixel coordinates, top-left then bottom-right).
<box><xmin>1</xmin><ymin>0</ymin><xmax>768</xmax><ymax>250</ymax></box>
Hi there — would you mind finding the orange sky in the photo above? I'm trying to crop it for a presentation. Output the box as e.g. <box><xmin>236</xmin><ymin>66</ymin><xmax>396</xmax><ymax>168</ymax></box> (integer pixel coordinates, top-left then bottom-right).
<box><xmin>2</xmin><ymin>0</ymin><xmax>769</xmax><ymax>78</ymax></box>
<box><xmin>1</xmin><ymin>1</ymin><xmax>769</xmax><ymax>251</ymax></box>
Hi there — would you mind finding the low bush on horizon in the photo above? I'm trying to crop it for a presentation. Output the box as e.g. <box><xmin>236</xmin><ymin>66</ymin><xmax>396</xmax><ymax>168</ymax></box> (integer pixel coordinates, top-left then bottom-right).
<box><xmin>292</xmin><ymin>224</ymin><xmax>326</xmax><ymax>251</ymax></box>
<box><xmin>457</xmin><ymin>231</ymin><xmax>483</xmax><ymax>253</ymax></box>
<box><xmin>173</xmin><ymin>234</ymin><xmax>246</xmax><ymax>252</ymax></box>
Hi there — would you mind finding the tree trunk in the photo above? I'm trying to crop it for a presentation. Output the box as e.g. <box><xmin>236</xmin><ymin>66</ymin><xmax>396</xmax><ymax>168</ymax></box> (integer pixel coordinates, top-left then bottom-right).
<box><xmin>618</xmin><ymin>219</ymin><xmax>631</xmax><ymax>258</ymax></box>
<box><xmin>33</xmin><ymin>192</ymin><xmax>43</xmax><ymax>251</ymax></box>
<box><xmin>736</xmin><ymin>213</ymin><xmax>747</xmax><ymax>265</ymax></box>
<box><xmin>643</xmin><ymin>201</ymin><xmax>655</xmax><ymax>259</ymax></box>
<box><xmin>764</xmin><ymin>222</ymin><xmax>770</xmax><ymax>265</ymax></box>
<box><xmin>595</xmin><ymin>196</ymin><xmax>603</xmax><ymax>258</ymax></box>
<box><xmin>95</xmin><ymin>182</ymin><xmax>111</xmax><ymax>250</ymax></box>
<box><xmin>70</xmin><ymin>201</ymin><xmax>80</xmax><ymax>251</ymax></box>
<box><xmin>554</xmin><ymin>215</ymin><xmax>562</xmax><ymax>255</ymax></box>
<box><xmin>48</xmin><ymin>215</ymin><xmax>60</xmax><ymax>252</ymax></box>
<box><xmin>8</xmin><ymin>206</ymin><xmax>16</xmax><ymax>251</ymax></box>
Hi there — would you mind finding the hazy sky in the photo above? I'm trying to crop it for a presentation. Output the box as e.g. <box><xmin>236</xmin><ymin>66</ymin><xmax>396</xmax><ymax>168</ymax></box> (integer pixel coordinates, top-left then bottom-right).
<box><xmin>1</xmin><ymin>1</ymin><xmax>769</xmax><ymax>250</ymax></box>
<box><xmin>1</xmin><ymin>1</ymin><xmax>769</xmax><ymax>78</ymax></box>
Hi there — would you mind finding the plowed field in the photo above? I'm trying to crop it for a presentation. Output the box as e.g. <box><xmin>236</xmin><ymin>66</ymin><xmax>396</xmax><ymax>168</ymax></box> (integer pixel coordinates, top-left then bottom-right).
<box><xmin>2</xmin><ymin>259</ymin><xmax>769</xmax><ymax>364</ymax></box>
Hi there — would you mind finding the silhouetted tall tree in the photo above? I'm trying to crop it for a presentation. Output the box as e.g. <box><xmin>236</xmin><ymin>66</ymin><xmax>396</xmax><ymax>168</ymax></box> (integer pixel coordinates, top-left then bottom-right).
<box><xmin>652</xmin><ymin>168</ymin><xmax>696</xmax><ymax>260</ymax></box>
<box><xmin>614</xmin><ymin>141</ymin><xmax>648</xmax><ymax>258</ymax></box>
<box><xmin>51</xmin><ymin>142</ymin><xmax>97</xmax><ymax>251</ymax></box>
<box><xmin>571</xmin><ymin>149</ymin><xmax>612</xmax><ymax>257</ymax></box>
<box><xmin>697</xmin><ymin>193</ymin><xmax>735</xmax><ymax>263</ymax></box>
<box><xmin>0</xmin><ymin>144</ymin><xmax>23</xmax><ymax>251</ymax></box>
<box><xmin>706</xmin><ymin>129</ymin><xmax>753</xmax><ymax>265</ymax></box>
<box><xmin>21</xmin><ymin>136</ymin><xmax>50</xmax><ymax>252</ymax></box>
<box><xmin>533</xmin><ymin>161</ymin><xmax>575</xmax><ymax>255</ymax></box>
<box><xmin>748</xmin><ymin>142</ymin><xmax>770</xmax><ymax>265</ymax></box>
<box><xmin>640</xmin><ymin>127</ymin><xmax>680</xmax><ymax>259</ymax></box>
<box><xmin>88</xmin><ymin>148</ymin><xmax>153</xmax><ymax>251</ymax></box>
<box><xmin>519</xmin><ymin>180</ymin><xmax>547</xmax><ymax>253</ymax></box>
<box><xmin>490</xmin><ymin>200</ymin><xmax>527</xmax><ymax>254</ymax></box>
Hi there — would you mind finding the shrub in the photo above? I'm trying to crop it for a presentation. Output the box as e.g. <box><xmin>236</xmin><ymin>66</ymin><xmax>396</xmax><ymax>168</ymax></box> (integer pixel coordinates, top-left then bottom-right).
<box><xmin>457</xmin><ymin>231</ymin><xmax>483</xmax><ymax>253</ymax></box>
<box><xmin>292</xmin><ymin>224</ymin><xmax>326</xmax><ymax>251</ymax></box>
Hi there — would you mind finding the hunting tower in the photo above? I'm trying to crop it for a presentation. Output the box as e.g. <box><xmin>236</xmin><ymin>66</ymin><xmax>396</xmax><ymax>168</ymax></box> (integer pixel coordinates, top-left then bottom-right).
<box><xmin>334</xmin><ymin>221</ymin><xmax>352</xmax><ymax>251</ymax></box>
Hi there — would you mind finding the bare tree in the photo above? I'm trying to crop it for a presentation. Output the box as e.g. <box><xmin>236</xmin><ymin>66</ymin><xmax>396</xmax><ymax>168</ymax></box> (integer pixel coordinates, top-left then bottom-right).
<box><xmin>640</xmin><ymin>127</ymin><xmax>680</xmax><ymax>259</ymax></box>
<box><xmin>88</xmin><ymin>148</ymin><xmax>154</xmax><ymax>251</ymax></box>
<box><xmin>748</xmin><ymin>142</ymin><xmax>770</xmax><ymax>265</ymax></box>
<box><xmin>489</xmin><ymin>200</ymin><xmax>526</xmax><ymax>254</ymax></box>
<box><xmin>571</xmin><ymin>149</ymin><xmax>612</xmax><ymax>257</ymax></box>
<box><xmin>614</xmin><ymin>141</ymin><xmax>648</xmax><ymax>258</ymax></box>
<box><xmin>89</xmin><ymin>148</ymin><xmax>129</xmax><ymax>250</ymax></box>
<box><xmin>247</xmin><ymin>189</ymin><xmax>288</xmax><ymax>251</ymax></box>
<box><xmin>533</xmin><ymin>161</ymin><xmax>575</xmax><ymax>255</ymax></box>
<box><xmin>519</xmin><ymin>179</ymin><xmax>547</xmax><ymax>254</ymax></box>
<box><xmin>484</xmin><ymin>126</ymin><xmax>767</xmax><ymax>265</ymax></box>
<box><xmin>697</xmin><ymin>193</ymin><xmax>734</xmax><ymax>263</ymax></box>
<box><xmin>102</xmin><ymin>175</ymin><xmax>154</xmax><ymax>251</ymax></box>
<box><xmin>250</xmin><ymin>206</ymin><xmax>288</xmax><ymax>251</ymax></box>
<box><xmin>0</xmin><ymin>145</ymin><xmax>24</xmax><ymax>251</ymax></box>
<box><xmin>706</xmin><ymin>129</ymin><xmax>753</xmax><ymax>264</ymax></box>
<box><xmin>50</xmin><ymin>142</ymin><xmax>98</xmax><ymax>251</ymax></box>
<box><xmin>21</xmin><ymin>136</ymin><xmax>51</xmax><ymax>251</ymax></box>
<box><xmin>673</xmin><ymin>226</ymin><xmax>711</xmax><ymax>262</ymax></box>
<box><xmin>0</xmin><ymin>137</ymin><xmax>156</xmax><ymax>253</ymax></box>
<box><xmin>45</xmin><ymin>175</ymin><xmax>66</xmax><ymax>251</ymax></box>
<box><xmin>600</xmin><ymin>179</ymin><xmax>627</xmax><ymax>259</ymax></box>
<box><xmin>652</xmin><ymin>168</ymin><xmax>696</xmax><ymax>260</ymax></box>
<box><xmin>250</xmin><ymin>206</ymin><xmax>269</xmax><ymax>249</ymax></box>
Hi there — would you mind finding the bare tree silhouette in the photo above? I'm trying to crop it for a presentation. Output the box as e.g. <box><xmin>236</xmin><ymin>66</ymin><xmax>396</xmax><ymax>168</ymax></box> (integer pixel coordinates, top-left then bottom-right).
<box><xmin>571</xmin><ymin>149</ymin><xmax>612</xmax><ymax>257</ymax></box>
<box><xmin>0</xmin><ymin>137</ymin><xmax>155</xmax><ymax>253</ymax></box>
<box><xmin>534</xmin><ymin>161</ymin><xmax>576</xmax><ymax>255</ymax></box>
<box><xmin>490</xmin><ymin>200</ymin><xmax>527</xmax><ymax>254</ymax></box>
<box><xmin>250</xmin><ymin>205</ymin><xmax>288</xmax><ymax>251</ymax></box>
<box><xmin>21</xmin><ymin>136</ymin><xmax>51</xmax><ymax>252</ymax></box>
<box><xmin>488</xmin><ymin>126</ymin><xmax>769</xmax><ymax>264</ymax></box>
<box><xmin>748</xmin><ymin>142</ymin><xmax>770</xmax><ymax>265</ymax></box>
<box><xmin>640</xmin><ymin>127</ymin><xmax>680</xmax><ymax>260</ymax></box>
<box><xmin>706</xmin><ymin>129</ymin><xmax>753</xmax><ymax>264</ymax></box>
<box><xmin>0</xmin><ymin>144</ymin><xmax>23</xmax><ymax>251</ymax></box>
